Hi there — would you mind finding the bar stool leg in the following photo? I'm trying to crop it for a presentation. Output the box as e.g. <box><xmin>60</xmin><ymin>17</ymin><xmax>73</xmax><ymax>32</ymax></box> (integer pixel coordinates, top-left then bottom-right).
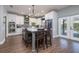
<box><xmin>36</xmin><ymin>39</ymin><xmax>39</xmax><ymax>53</ymax></box>
<box><xmin>50</xmin><ymin>32</ymin><xmax>52</xmax><ymax>46</ymax></box>
<box><xmin>43</xmin><ymin>38</ymin><xmax>45</xmax><ymax>50</ymax></box>
<box><xmin>45</xmin><ymin>34</ymin><xmax>48</xmax><ymax>48</ymax></box>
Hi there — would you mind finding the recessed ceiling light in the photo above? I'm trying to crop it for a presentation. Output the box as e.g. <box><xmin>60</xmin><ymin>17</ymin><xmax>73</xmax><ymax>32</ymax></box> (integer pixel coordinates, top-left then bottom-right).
<box><xmin>29</xmin><ymin>8</ymin><xmax>31</xmax><ymax>10</ymax></box>
<box><xmin>41</xmin><ymin>10</ymin><xmax>44</xmax><ymax>13</ymax></box>
<box><xmin>9</xmin><ymin>5</ymin><xmax>13</xmax><ymax>8</ymax></box>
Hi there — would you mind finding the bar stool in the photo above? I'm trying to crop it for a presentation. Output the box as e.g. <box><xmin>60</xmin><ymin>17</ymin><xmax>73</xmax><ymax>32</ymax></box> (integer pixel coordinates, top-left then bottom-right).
<box><xmin>45</xmin><ymin>29</ymin><xmax>52</xmax><ymax>48</ymax></box>
<box><xmin>22</xmin><ymin>29</ymin><xmax>32</xmax><ymax>47</ymax></box>
<box><xmin>36</xmin><ymin>29</ymin><xmax>45</xmax><ymax>52</ymax></box>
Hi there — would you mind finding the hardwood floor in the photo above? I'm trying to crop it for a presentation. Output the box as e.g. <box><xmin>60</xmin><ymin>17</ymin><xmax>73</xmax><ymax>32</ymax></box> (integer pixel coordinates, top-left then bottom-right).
<box><xmin>0</xmin><ymin>35</ymin><xmax>32</xmax><ymax>53</ymax></box>
<box><xmin>0</xmin><ymin>35</ymin><xmax>79</xmax><ymax>53</ymax></box>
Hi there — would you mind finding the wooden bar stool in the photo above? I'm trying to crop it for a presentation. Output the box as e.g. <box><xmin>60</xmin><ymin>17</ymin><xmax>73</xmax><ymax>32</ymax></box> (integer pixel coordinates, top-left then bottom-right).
<box><xmin>22</xmin><ymin>29</ymin><xmax>32</xmax><ymax>47</ymax></box>
<box><xmin>45</xmin><ymin>29</ymin><xmax>52</xmax><ymax>48</ymax></box>
<box><xmin>36</xmin><ymin>29</ymin><xmax>45</xmax><ymax>52</ymax></box>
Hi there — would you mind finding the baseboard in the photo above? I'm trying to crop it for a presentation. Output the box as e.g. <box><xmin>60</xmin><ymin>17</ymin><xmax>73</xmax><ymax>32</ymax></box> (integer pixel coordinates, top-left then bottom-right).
<box><xmin>8</xmin><ymin>34</ymin><xmax>22</xmax><ymax>37</ymax></box>
<box><xmin>0</xmin><ymin>38</ymin><xmax>5</xmax><ymax>45</ymax></box>
<box><xmin>59</xmin><ymin>36</ymin><xmax>79</xmax><ymax>42</ymax></box>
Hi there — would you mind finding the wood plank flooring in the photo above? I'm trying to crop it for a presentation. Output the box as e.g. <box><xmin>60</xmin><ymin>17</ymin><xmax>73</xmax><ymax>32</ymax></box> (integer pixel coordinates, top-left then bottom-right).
<box><xmin>0</xmin><ymin>35</ymin><xmax>79</xmax><ymax>53</ymax></box>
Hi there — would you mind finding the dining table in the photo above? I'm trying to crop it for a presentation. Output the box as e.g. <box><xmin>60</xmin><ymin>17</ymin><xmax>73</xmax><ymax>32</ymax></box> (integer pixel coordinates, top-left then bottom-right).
<box><xmin>27</xmin><ymin>27</ymin><xmax>47</xmax><ymax>52</ymax></box>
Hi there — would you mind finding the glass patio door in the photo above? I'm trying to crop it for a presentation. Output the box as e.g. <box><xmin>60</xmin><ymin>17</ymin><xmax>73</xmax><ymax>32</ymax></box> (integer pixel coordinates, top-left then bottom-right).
<box><xmin>59</xmin><ymin>15</ymin><xmax>79</xmax><ymax>41</ymax></box>
<box><xmin>70</xmin><ymin>15</ymin><xmax>79</xmax><ymax>41</ymax></box>
<box><xmin>59</xmin><ymin>17</ymin><xmax>70</xmax><ymax>38</ymax></box>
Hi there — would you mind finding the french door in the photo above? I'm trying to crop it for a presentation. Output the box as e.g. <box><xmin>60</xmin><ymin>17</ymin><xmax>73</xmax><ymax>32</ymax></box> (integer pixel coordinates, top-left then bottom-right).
<box><xmin>70</xmin><ymin>15</ymin><xmax>79</xmax><ymax>41</ymax></box>
<box><xmin>59</xmin><ymin>17</ymin><xmax>70</xmax><ymax>38</ymax></box>
<box><xmin>59</xmin><ymin>15</ymin><xmax>79</xmax><ymax>41</ymax></box>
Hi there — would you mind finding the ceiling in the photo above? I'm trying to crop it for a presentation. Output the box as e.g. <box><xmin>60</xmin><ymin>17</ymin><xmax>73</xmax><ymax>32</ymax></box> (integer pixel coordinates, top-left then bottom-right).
<box><xmin>5</xmin><ymin>5</ymin><xmax>70</xmax><ymax>17</ymax></box>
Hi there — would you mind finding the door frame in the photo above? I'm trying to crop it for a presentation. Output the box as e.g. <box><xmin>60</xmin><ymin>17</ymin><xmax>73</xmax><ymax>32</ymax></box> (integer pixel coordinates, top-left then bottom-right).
<box><xmin>58</xmin><ymin>17</ymin><xmax>69</xmax><ymax>39</ymax></box>
<box><xmin>3</xmin><ymin>16</ymin><xmax>7</xmax><ymax>43</ymax></box>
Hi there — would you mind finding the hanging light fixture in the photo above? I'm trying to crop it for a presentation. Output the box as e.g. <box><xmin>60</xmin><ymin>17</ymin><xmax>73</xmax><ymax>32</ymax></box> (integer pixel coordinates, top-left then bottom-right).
<box><xmin>29</xmin><ymin>5</ymin><xmax>43</xmax><ymax>18</ymax></box>
<box><xmin>32</xmin><ymin>5</ymin><xmax>35</xmax><ymax>15</ymax></box>
<box><xmin>29</xmin><ymin>5</ymin><xmax>35</xmax><ymax>17</ymax></box>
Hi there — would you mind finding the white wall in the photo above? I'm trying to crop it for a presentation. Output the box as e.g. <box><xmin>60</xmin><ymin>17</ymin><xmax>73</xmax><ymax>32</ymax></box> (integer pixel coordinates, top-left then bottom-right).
<box><xmin>7</xmin><ymin>14</ymin><xmax>24</xmax><ymax>36</ymax></box>
<box><xmin>0</xmin><ymin>6</ymin><xmax>7</xmax><ymax>44</ymax></box>
<box><xmin>45</xmin><ymin>11</ymin><xmax>58</xmax><ymax>38</ymax></box>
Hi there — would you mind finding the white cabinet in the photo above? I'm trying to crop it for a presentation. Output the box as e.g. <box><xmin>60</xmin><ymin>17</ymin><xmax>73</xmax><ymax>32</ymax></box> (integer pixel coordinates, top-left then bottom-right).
<box><xmin>7</xmin><ymin>14</ymin><xmax>24</xmax><ymax>36</ymax></box>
